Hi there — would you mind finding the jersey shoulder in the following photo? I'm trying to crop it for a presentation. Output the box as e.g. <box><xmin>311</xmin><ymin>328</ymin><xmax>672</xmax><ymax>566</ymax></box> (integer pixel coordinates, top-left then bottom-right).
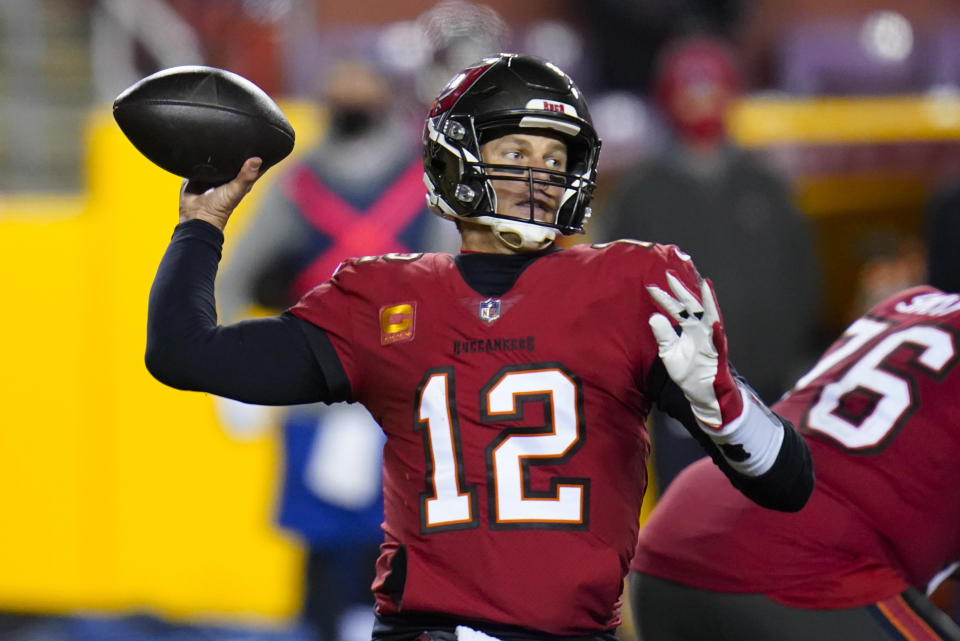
<box><xmin>330</xmin><ymin>251</ymin><xmax>453</xmax><ymax>284</ymax></box>
<box><xmin>869</xmin><ymin>285</ymin><xmax>960</xmax><ymax>323</ymax></box>
<box><xmin>568</xmin><ymin>238</ymin><xmax>690</xmax><ymax>261</ymax></box>
<box><xmin>291</xmin><ymin>251</ymin><xmax>453</xmax><ymax>318</ymax></box>
<box><xmin>562</xmin><ymin>239</ymin><xmax>700</xmax><ymax>283</ymax></box>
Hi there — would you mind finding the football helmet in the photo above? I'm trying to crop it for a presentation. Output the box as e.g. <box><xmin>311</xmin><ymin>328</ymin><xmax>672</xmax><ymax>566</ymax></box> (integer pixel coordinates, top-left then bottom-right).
<box><xmin>423</xmin><ymin>53</ymin><xmax>601</xmax><ymax>251</ymax></box>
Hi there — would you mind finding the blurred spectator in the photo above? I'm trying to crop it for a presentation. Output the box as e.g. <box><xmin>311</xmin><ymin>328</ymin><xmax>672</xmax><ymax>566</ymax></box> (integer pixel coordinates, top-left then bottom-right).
<box><xmin>89</xmin><ymin>0</ymin><xmax>204</xmax><ymax>102</ymax></box>
<box><xmin>215</xmin><ymin>57</ymin><xmax>456</xmax><ymax>641</ymax></box>
<box><xmin>218</xmin><ymin>58</ymin><xmax>456</xmax><ymax>319</ymax></box>
<box><xmin>595</xmin><ymin>33</ymin><xmax>824</xmax><ymax>491</ymax></box>
<box><xmin>852</xmin><ymin>231</ymin><xmax>926</xmax><ymax>320</ymax></box>
<box><xmin>563</xmin><ymin>0</ymin><xmax>744</xmax><ymax>93</ymax></box>
<box><xmin>90</xmin><ymin>0</ymin><xmax>293</xmax><ymax>102</ymax></box>
<box><xmin>292</xmin><ymin>1</ymin><xmax>510</xmax><ymax>127</ymax></box>
<box><xmin>409</xmin><ymin>0</ymin><xmax>511</xmax><ymax>106</ymax></box>
<box><xmin>165</xmin><ymin>0</ymin><xmax>289</xmax><ymax>95</ymax></box>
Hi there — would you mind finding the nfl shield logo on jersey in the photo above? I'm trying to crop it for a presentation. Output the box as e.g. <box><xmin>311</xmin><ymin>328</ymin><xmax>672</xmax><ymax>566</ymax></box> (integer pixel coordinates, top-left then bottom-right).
<box><xmin>479</xmin><ymin>298</ymin><xmax>501</xmax><ymax>323</ymax></box>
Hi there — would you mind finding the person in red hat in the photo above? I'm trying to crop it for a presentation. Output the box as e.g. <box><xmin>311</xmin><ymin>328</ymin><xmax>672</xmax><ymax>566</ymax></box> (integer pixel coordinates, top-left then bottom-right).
<box><xmin>597</xmin><ymin>33</ymin><xmax>826</xmax><ymax>494</ymax></box>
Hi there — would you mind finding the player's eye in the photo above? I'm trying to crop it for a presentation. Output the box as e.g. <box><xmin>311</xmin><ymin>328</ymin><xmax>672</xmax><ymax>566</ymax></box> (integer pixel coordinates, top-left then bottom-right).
<box><xmin>546</xmin><ymin>152</ymin><xmax>568</xmax><ymax>170</ymax></box>
<box><xmin>490</xmin><ymin>150</ymin><xmax>527</xmax><ymax>175</ymax></box>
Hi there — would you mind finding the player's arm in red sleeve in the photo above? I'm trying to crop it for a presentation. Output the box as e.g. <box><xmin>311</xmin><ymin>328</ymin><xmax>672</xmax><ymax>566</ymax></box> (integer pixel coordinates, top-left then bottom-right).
<box><xmin>646</xmin><ymin>268</ymin><xmax>814</xmax><ymax>512</ymax></box>
<box><xmin>145</xmin><ymin>218</ymin><xmax>350</xmax><ymax>405</ymax></box>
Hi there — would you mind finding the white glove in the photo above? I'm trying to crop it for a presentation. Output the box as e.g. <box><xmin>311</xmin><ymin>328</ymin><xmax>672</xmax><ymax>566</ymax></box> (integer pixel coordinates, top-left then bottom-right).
<box><xmin>647</xmin><ymin>273</ymin><xmax>743</xmax><ymax>429</ymax></box>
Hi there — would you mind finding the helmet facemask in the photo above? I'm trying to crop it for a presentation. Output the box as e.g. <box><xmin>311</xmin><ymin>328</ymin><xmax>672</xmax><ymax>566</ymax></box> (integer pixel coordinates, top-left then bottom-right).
<box><xmin>484</xmin><ymin>165</ymin><xmax>564</xmax><ymax>249</ymax></box>
<box><xmin>423</xmin><ymin>54</ymin><xmax>601</xmax><ymax>252</ymax></box>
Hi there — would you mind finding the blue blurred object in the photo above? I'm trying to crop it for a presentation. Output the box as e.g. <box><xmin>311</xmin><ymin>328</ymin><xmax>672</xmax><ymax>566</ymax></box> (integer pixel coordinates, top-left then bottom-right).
<box><xmin>276</xmin><ymin>408</ymin><xmax>384</xmax><ymax>546</ymax></box>
<box><xmin>0</xmin><ymin>612</ymin><xmax>315</xmax><ymax>641</ymax></box>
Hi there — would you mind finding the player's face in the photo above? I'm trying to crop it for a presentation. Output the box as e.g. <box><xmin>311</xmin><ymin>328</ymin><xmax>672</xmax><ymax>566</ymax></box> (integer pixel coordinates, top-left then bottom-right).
<box><xmin>480</xmin><ymin>133</ymin><xmax>568</xmax><ymax>224</ymax></box>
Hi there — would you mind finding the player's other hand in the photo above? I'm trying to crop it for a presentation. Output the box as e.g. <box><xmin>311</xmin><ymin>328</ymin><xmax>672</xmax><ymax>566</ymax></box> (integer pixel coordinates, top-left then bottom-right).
<box><xmin>179</xmin><ymin>157</ymin><xmax>262</xmax><ymax>231</ymax></box>
<box><xmin>647</xmin><ymin>273</ymin><xmax>743</xmax><ymax>429</ymax></box>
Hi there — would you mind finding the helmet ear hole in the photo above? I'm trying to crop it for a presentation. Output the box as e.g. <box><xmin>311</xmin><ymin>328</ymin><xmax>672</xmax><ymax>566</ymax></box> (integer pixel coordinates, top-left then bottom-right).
<box><xmin>427</xmin><ymin>156</ymin><xmax>447</xmax><ymax>180</ymax></box>
<box><xmin>454</xmin><ymin>184</ymin><xmax>477</xmax><ymax>203</ymax></box>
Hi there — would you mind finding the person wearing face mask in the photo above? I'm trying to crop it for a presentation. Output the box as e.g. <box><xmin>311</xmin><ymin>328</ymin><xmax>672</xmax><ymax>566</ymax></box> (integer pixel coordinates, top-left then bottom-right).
<box><xmin>213</xmin><ymin>57</ymin><xmax>457</xmax><ymax>641</ymax></box>
<box><xmin>218</xmin><ymin>58</ymin><xmax>457</xmax><ymax>320</ymax></box>
<box><xmin>596</xmin><ymin>32</ymin><xmax>826</xmax><ymax>494</ymax></box>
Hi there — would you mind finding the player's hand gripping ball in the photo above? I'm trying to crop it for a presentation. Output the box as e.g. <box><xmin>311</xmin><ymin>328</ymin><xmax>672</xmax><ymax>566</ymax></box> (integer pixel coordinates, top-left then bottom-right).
<box><xmin>113</xmin><ymin>65</ymin><xmax>295</xmax><ymax>186</ymax></box>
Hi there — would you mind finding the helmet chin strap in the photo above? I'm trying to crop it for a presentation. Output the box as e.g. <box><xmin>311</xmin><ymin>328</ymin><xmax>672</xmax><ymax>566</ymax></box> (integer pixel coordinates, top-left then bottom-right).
<box><xmin>486</xmin><ymin>217</ymin><xmax>558</xmax><ymax>252</ymax></box>
<box><xmin>471</xmin><ymin>186</ymin><xmax>558</xmax><ymax>252</ymax></box>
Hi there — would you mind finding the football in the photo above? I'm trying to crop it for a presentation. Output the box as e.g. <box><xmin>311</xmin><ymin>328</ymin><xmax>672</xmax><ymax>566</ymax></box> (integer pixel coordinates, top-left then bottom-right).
<box><xmin>113</xmin><ymin>65</ymin><xmax>295</xmax><ymax>185</ymax></box>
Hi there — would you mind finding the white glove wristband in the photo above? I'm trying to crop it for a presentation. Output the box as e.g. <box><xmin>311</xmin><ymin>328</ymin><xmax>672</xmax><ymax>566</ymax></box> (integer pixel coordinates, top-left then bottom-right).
<box><xmin>698</xmin><ymin>383</ymin><xmax>784</xmax><ymax>477</ymax></box>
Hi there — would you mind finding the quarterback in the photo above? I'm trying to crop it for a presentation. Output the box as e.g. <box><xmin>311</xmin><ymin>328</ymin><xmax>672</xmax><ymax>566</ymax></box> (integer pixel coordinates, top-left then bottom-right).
<box><xmin>146</xmin><ymin>54</ymin><xmax>813</xmax><ymax>641</ymax></box>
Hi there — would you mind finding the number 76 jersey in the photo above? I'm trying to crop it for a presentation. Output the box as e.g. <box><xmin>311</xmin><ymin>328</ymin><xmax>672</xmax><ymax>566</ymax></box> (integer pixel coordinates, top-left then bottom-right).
<box><xmin>634</xmin><ymin>285</ymin><xmax>960</xmax><ymax>609</ymax></box>
<box><xmin>289</xmin><ymin>241</ymin><xmax>698</xmax><ymax>635</ymax></box>
<box><xmin>776</xmin><ymin>285</ymin><xmax>960</xmax><ymax>599</ymax></box>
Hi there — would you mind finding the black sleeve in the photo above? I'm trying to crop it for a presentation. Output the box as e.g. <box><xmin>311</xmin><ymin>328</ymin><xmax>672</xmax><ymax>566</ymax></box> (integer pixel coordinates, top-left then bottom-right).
<box><xmin>647</xmin><ymin>359</ymin><xmax>814</xmax><ymax>512</ymax></box>
<box><xmin>145</xmin><ymin>219</ymin><xmax>351</xmax><ymax>405</ymax></box>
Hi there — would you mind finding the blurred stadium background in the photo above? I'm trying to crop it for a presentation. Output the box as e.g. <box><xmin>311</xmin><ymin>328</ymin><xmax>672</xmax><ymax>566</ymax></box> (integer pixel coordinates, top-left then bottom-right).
<box><xmin>1</xmin><ymin>0</ymin><xmax>959</xmax><ymax>639</ymax></box>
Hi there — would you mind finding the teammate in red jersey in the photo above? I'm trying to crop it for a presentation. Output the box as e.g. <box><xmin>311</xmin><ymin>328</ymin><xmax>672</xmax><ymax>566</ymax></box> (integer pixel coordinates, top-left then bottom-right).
<box><xmin>630</xmin><ymin>285</ymin><xmax>960</xmax><ymax>640</ymax></box>
<box><xmin>145</xmin><ymin>54</ymin><xmax>812</xmax><ymax>641</ymax></box>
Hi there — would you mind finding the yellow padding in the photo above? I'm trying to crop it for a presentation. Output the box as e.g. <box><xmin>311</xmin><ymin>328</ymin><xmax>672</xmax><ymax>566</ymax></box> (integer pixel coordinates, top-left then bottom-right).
<box><xmin>730</xmin><ymin>94</ymin><xmax>960</xmax><ymax>146</ymax></box>
<box><xmin>0</xmin><ymin>101</ymin><xmax>320</xmax><ymax>622</ymax></box>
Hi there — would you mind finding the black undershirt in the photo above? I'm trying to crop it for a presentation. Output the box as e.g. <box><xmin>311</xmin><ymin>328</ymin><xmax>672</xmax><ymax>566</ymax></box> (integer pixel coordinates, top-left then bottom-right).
<box><xmin>453</xmin><ymin>248</ymin><xmax>558</xmax><ymax>297</ymax></box>
<box><xmin>146</xmin><ymin>219</ymin><xmax>811</xmax><ymax>512</ymax></box>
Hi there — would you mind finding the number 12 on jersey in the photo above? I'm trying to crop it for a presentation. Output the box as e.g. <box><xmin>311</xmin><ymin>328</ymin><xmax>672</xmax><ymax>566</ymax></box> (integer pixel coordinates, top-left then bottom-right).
<box><xmin>415</xmin><ymin>364</ymin><xmax>589</xmax><ymax>533</ymax></box>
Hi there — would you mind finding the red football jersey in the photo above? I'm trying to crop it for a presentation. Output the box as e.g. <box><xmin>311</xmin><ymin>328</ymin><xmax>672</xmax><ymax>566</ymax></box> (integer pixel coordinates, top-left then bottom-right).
<box><xmin>632</xmin><ymin>286</ymin><xmax>960</xmax><ymax>608</ymax></box>
<box><xmin>290</xmin><ymin>240</ymin><xmax>701</xmax><ymax>634</ymax></box>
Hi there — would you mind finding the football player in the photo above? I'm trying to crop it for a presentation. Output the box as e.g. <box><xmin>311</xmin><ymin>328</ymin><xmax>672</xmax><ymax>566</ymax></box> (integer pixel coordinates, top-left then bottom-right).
<box><xmin>146</xmin><ymin>54</ymin><xmax>813</xmax><ymax>641</ymax></box>
<box><xmin>630</xmin><ymin>281</ymin><xmax>960</xmax><ymax>639</ymax></box>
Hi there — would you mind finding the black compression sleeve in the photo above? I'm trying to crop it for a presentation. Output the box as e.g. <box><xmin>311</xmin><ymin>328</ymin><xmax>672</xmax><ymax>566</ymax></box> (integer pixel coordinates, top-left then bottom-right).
<box><xmin>721</xmin><ymin>415</ymin><xmax>813</xmax><ymax>512</ymax></box>
<box><xmin>145</xmin><ymin>219</ymin><xmax>350</xmax><ymax>405</ymax></box>
<box><xmin>647</xmin><ymin>359</ymin><xmax>813</xmax><ymax>512</ymax></box>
